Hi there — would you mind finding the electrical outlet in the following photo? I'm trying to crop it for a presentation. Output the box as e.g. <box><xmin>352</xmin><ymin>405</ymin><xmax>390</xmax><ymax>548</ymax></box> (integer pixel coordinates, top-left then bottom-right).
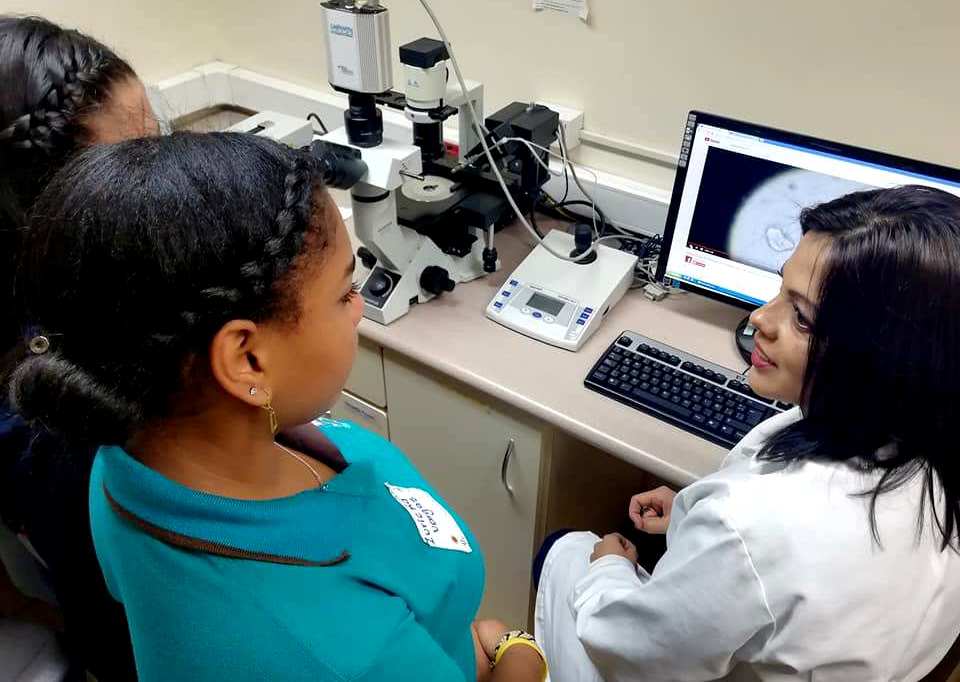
<box><xmin>537</xmin><ymin>101</ymin><xmax>584</xmax><ymax>151</ymax></box>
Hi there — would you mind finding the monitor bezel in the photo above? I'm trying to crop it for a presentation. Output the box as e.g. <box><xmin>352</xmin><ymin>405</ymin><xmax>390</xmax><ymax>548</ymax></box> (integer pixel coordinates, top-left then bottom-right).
<box><xmin>656</xmin><ymin>110</ymin><xmax>960</xmax><ymax>311</ymax></box>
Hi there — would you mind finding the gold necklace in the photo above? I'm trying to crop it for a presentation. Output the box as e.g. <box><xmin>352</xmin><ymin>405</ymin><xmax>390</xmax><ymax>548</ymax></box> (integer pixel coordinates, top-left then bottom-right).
<box><xmin>274</xmin><ymin>442</ymin><xmax>325</xmax><ymax>487</ymax></box>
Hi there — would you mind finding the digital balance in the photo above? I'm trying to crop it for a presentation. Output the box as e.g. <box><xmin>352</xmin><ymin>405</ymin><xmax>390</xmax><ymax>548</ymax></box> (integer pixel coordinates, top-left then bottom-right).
<box><xmin>486</xmin><ymin>230</ymin><xmax>638</xmax><ymax>351</ymax></box>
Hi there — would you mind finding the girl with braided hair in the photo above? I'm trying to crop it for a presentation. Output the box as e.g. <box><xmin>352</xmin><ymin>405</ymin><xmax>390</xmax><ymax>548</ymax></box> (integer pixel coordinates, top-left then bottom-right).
<box><xmin>0</xmin><ymin>15</ymin><xmax>157</xmax><ymax>362</ymax></box>
<box><xmin>0</xmin><ymin>15</ymin><xmax>156</xmax><ymax>680</ymax></box>
<box><xmin>8</xmin><ymin>132</ymin><xmax>547</xmax><ymax>682</ymax></box>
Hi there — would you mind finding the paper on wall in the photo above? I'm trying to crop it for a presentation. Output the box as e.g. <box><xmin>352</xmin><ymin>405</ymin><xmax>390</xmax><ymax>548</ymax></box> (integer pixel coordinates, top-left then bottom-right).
<box><xmin>533</xmin><ymin>0</ymin><xmax>589</xmax><ymax>22</ymax></box>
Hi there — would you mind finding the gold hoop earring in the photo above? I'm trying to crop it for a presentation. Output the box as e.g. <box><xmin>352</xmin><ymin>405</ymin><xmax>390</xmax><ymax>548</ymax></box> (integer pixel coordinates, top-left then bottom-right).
<box><xmin>260</xmin><ymin>387</ymin><xmax>279</xmax><ymax>435</ymax></box>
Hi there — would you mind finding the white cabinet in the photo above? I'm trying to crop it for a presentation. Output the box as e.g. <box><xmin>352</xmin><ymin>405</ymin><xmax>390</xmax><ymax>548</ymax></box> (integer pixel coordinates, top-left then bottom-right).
<box><xmin>345</xmin><ymin>337</ymin><xmax>386</xmax><ymax>408</ymax></box>
<box><xmin>330</xmin><ymin>391</ymin><xmax>390</xmax><ymax>440</ymax></box>
<box><xmin>383</xmin><ymin>350</ymin><xmax>545</xmax><ymax>627</ymax></box>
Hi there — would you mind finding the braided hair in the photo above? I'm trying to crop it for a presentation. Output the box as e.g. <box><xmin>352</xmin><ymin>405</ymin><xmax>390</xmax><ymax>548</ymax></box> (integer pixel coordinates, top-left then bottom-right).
<box><xmin>8</xmin><ymin>132</ymin><xmax>330</xmax><ymax>446</ymax></box>
<box><xmin>0</xmin><ymin>16</ymin><xmax>136</xmax><ymax>368</ymax></box>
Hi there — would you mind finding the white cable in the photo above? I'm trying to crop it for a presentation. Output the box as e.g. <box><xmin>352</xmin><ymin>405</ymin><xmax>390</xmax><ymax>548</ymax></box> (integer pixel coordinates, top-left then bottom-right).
<box><xmin>416</xmin><ymin>0</ymin><xmax>596</xmax><ymax>262</ymax></box>
<box><xmin>556</xmin><ymin>127</ymin><xmax>599</xmax><ymax>239</ymax></box>
<box><xmin>595</xmin><ymin>234</ymin><xmax>648</xmax><ymax>246</ymax></box>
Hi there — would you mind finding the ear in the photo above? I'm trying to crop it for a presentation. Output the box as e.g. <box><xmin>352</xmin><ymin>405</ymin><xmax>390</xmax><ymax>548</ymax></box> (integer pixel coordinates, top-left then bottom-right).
<box><xmin>208</xmin><ymin>319</ymin><xmax>274</xmax><ymax>407</ymax></box>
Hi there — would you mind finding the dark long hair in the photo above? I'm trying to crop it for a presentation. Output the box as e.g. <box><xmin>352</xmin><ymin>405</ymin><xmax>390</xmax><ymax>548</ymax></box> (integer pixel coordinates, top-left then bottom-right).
<box><xmin>8</xmin><ymin>132</ymin><xmax>330</xmax><ymax>447</ymax></box>
<box><xmin>758</xmin><ymin>185</ymin><xmax>960</xmax><ymax>550</ymax></box>
<box><xmin>0</xmin><ymin>15</ymin><xmax>136</xmax><ymax>367</ymax></box>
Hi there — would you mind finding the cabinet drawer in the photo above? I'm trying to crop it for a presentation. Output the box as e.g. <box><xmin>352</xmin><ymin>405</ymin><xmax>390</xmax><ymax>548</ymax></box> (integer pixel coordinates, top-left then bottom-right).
<box><xmin>330</xmin><ymin>391</ymin><xmax>389</xmax><ymax>440</ymax></box>
<box><xmin>345</xmin><ymin>338</ymin><xmax>386</xmax><ymax>408</ymax></box>
<box><xmin>383</xmin><ymin>351</ymin><xmax>543</xmax><ymax>627</ymax></box>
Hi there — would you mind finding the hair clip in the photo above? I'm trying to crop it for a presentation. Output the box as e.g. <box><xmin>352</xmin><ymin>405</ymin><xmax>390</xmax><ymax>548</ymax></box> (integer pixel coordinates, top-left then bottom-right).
<box><xmin>28</xmin><ymin>335</ymin><xmax>51</xmax><ymax>355</ymax></box>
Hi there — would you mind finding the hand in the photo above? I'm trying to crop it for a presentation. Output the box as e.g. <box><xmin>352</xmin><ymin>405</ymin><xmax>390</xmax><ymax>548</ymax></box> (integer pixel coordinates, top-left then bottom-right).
<box><xmin>628</xmin><ymin>486</ymin><xmax>676</xmax><ymax>534</ymax></box>
<box><xmin>473</xmin><ymin>623</ymin><xmax>493</xmax><ymax>682</ymax></box>
<box><xmin>590</xmin><ymin>532</ymin><xmax>638</xmax><ymax>564</ymax></box>
<box><xmin>473</xmin><ymin>619</ymin><xmax>511</xmax><ymax>675</ymax></box>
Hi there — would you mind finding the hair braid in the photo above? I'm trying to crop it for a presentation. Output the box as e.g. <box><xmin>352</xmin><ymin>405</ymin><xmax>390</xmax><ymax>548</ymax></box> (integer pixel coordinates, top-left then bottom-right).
<box><xmin>153</xmin><ymin>151</ymin><xmax>323</xmax><ymax>349</ymax></box>
<box><xmin>0</xmin><ymin>20</ymin><xmax>133</xmax><ymax>156</ymax></box>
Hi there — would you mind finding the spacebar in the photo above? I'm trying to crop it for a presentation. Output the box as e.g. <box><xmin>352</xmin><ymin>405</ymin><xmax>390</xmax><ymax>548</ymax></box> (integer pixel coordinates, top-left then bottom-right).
<box><xmin>631</xmin><ymin>389</ymin><xmax>693</xmax><ymax>420</ymax></box>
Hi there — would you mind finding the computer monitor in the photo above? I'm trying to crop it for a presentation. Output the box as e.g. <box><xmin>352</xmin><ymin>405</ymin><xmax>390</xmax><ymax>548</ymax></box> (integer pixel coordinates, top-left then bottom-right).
<box><xmin>657</xmin><ymin>111</ymin><xmax>960</xmax><ymax>310</ymax></box>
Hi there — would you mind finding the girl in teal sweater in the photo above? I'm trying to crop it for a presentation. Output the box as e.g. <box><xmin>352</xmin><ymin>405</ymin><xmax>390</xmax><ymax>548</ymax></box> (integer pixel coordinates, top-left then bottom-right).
<box><xmin>8</xmin><ymin>132</ymin><xmax>546</xmax><ymax>681</ymax></box>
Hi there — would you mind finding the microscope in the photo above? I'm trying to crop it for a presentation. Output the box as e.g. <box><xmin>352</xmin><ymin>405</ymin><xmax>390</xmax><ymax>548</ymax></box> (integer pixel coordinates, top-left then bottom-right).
<box><xmin>316</xmin><ymin>0</ymin><xmax>559</xmax><ymax>325</ymax></box>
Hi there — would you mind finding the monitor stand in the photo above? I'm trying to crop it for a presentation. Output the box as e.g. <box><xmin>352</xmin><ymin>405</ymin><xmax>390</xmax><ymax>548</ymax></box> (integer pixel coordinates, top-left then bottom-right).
<box><xmin>735</xmin><ymin>315</ymin><xmax>756</xmax><ymax>364</ymax></box>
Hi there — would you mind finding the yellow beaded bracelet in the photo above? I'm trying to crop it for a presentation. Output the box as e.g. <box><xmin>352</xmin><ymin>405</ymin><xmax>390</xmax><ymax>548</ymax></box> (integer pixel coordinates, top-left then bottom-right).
<box><xmin>493</xmin><ymin>634</ymin><xmax>548</xmax><ymax>681</ymax></box>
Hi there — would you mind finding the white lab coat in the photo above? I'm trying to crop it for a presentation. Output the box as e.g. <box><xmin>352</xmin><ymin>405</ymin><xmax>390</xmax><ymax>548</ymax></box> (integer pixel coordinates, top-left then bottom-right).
<box><xmin>535</xmin><ymin>408</ymin><xmax>960</xmax><ymax>681</ymax></box>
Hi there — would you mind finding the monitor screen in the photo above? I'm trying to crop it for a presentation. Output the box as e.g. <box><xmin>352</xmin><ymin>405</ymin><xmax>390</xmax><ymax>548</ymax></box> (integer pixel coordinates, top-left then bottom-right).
<box><xmin>658</xmin><ymin>112</ymin><xmax>960</xmax><ymax>308</ymax></box>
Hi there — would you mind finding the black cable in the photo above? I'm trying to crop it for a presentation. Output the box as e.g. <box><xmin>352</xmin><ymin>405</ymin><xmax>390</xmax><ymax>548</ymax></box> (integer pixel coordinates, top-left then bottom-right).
<box><xmin>550</xmin><ymin>199</ymin><xmax>609</xmax><ymax>227</ymax></box>
<box><xmin>537</xmin><ymin>196</ymin><xmax>598</xmax><ymax>227</ymax></box>
<box><xmin>529</xmin><ymin>192</ymin><xmax>546</xmax><ymax>239</ymax></box>
<box><xmin>307</xmin><ymin>112</ymin><xmax>329</xmax><ymax>135</ymax></box>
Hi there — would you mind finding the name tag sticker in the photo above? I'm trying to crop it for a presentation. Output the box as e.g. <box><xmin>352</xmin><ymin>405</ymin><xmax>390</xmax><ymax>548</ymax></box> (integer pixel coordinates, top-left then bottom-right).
<box><xmin>386</xmin><ymin>484</ymin><xmax>473</xmax><ymax>553</ymax></box>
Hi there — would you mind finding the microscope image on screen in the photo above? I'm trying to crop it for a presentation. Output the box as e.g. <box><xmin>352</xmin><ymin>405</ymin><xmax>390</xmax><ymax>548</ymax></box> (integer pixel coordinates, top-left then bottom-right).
<box><xmin>687</xmin><ymin>148</ymin><xmax>874</xmax><ymax>273</ymax></box>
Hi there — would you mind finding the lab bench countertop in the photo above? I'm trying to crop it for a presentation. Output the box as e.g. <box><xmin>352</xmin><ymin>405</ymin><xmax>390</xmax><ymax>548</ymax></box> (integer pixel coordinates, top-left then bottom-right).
<box><xmin>354</xmin><ymin>218</ymin><xmax>750</xmax><ymax>487</ymax></box>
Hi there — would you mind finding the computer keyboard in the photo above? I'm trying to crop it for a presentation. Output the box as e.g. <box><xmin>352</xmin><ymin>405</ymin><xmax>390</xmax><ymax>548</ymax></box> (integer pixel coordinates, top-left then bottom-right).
<box><xmin>585</xmin><ymin>331</ymin><xmax>793</xmax><ymax>448</ymax></box>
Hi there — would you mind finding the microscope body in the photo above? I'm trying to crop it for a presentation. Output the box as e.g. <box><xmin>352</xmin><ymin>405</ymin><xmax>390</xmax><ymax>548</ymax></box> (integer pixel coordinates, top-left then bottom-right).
<box><xmin>319</xmin><ymin>0</ymin><xmax>494</xmax><ymax>325</ymax></box>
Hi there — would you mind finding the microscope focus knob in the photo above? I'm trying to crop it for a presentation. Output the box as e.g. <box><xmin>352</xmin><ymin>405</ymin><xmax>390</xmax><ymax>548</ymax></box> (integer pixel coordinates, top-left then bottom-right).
<box><xmin>368</xmin><ymin>272</ymin><xmax>392</xmax><ymax>298</ymax></box>
<box><xmin>420</xmin><ymin>266</ymin><xmax>456</xmax><ymax>296</ymax></box>
<box><xmin>357</xmin><ymin>247</ymin><xmax>377</xmax><ymax>270</ymax></box>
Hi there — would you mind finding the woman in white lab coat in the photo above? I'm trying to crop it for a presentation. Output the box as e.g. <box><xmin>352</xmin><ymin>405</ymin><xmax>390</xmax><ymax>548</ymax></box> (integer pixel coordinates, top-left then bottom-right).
<box><xmin>535</xmin><ymin>185</ymin><xmax>960</xmax><ymax>682</ymax></box>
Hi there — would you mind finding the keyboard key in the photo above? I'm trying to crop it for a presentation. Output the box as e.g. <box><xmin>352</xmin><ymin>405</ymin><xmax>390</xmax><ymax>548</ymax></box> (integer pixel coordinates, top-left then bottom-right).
<box><xmin>724</xmin><ymin>416</ymin><xmax>753</xmax><ymax>433</ymax></box>
<box><xmin>631</xmin><ymin>388</ymin><xmax>693</xmax><ymax>419</ymax></box>
<box><xmin>727</xmin><ymin>379</ymin><xmax>774</xmax><ymax>404</ymax></box>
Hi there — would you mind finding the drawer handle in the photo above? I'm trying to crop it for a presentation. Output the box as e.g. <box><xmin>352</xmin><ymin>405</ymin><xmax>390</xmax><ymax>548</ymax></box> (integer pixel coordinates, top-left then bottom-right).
<box><xmin>501</xmin><ymin>438</ymin><xmax>516</xmax><ymax>497</ymax></box>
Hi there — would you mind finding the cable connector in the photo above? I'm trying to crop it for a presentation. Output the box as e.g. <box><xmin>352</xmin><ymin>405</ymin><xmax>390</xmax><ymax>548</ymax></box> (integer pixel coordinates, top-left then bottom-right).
<box><xmin>642</xmin><ymin>282</ymin><xmax>669</xmax><ymax>302</ymax></box>
<box><xmin>483</xmin><ymin>247</ymin><xmax>499</xmax><ymax>273</ymax></box>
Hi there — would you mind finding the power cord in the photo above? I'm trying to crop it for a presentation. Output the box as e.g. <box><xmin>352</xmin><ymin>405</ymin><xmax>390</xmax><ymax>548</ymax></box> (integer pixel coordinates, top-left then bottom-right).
<box><xmin>417</xmin><ymin>0</ymin><xmax>597</xmax><ymax>263</ymax></box>
<box><xmin>417</xmin><ymin>0</ymin><xmax>673</xmax><ymax>286</ymax></box>
<box><xmin>307</xmin><ymin>112</ymin><xmax>329</xmax><ymax>135</ymax></box>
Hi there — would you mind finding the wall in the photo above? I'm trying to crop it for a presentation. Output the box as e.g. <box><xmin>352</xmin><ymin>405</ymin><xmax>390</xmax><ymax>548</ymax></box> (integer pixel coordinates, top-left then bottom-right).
<box><xmin>0</xmin><ymin>0</ymin><xmax>226</xmax><ymax>83</ymax></box>
<box><xmin>4</xmin><ymin>0</ymin><xmax>958</xmax><ymax>191</ymax></box>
